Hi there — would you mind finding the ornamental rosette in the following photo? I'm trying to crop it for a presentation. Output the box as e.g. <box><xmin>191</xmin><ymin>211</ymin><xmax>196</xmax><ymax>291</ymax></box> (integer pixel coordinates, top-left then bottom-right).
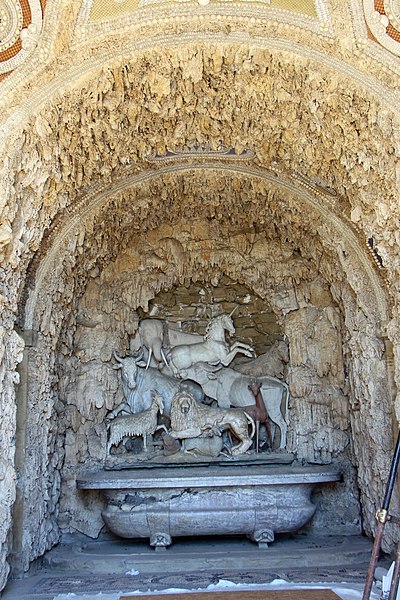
<box><xmin>0</xmin><ymin>0</ymin><xmax>43</xmax><ymax>76</ymax></box>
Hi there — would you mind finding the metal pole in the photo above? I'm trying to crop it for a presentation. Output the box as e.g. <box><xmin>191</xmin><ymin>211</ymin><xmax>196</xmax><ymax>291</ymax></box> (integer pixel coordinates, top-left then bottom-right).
<box><xmin>388</xmin><ymin>543</ymin><xmax>400</xmax><ymax>600</ymax></box>
<box><xmin>362</xmin><ymin>431</ymin><xmax>400</xmax><ymax>600</ymax></box>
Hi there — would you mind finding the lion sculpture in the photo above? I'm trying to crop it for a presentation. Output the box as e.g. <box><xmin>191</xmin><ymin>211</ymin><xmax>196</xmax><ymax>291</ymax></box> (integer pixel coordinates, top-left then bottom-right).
<box><xmin>169</xmin><ymin>391</ymin><xmax>255</xmax><ymax>456</ymax></box>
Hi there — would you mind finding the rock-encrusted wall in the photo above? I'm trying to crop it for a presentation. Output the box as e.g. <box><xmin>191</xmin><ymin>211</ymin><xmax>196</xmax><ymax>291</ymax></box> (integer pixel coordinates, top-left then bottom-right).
<box><xmin>4</xmin><ymin>170</ymin><xmax>396</xmax><ymax>578</ymax></box>
<box><xmin>0</xmin><ymin>40</ymin><xmax>398</xmax><ymax>589</ymax></box>
<box><xmin>49</xmin><ymin>229</ymin><xmax>366</xmax><ymax>540</ymax></box>
<box><xmin>0</xmin><ymin>329</ymin><xmax>24</xmax><ymax>590</ymax></box>
<box><xmin>142</xmin><ymin>279</ymin><xmax>284</xmax><ymax>355</ymax></box>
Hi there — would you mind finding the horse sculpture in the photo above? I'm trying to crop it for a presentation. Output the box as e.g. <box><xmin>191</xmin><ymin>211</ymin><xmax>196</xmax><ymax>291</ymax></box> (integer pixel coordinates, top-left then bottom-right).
<box><xmin>131</xmin><ymin>319</ymin><xmax>204</xmax><ymax>368</ymax></box>
<box><xmin>165</xmin><ymin>313</ymin><xmax>255</xmax><ymax>377</ymax></box>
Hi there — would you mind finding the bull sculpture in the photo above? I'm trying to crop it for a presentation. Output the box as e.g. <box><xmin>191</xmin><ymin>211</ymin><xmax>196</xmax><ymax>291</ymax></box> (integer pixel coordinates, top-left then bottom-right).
<box><xmin>179</xmin><ymin>362</ymin><xmax>288</xmax><ymax>449</ymax></box>
<box><xmin>110</xmin><ymin>350</ymin><xmax>204</xmax><ymax>418</ymax></box>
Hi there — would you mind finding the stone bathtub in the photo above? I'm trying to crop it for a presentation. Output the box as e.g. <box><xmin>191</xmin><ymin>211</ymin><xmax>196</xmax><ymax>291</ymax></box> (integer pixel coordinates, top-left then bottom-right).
<box><xmin>77</xmin><ymin>465</ymin><xmax>341</xmax><ymax>550</ymax></box>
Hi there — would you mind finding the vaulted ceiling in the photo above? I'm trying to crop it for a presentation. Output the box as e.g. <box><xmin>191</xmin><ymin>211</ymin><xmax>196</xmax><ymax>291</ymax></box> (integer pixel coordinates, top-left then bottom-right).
<box><xmin>0</xmin><ymin>0</ymin><xmax>399</xmax><ymax>334</ymax></box>
<box><xmin>2</xmin><ymin>0</ymin><xmax>400</xmax><ymax>78</ymax></box>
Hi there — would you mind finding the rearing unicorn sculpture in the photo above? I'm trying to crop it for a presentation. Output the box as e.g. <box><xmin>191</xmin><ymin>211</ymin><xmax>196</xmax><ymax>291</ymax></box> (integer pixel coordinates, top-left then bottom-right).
<box><xmin>164</xmin><ymin>313</ymin><xmax>255</xmax><ymax>377</ymax></box>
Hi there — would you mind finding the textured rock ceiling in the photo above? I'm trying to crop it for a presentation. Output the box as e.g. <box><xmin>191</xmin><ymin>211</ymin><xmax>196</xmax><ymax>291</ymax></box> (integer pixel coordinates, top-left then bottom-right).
<box><xmin>0</xmin><ymin>0</ymin><xmax>400</xmax><ymax>592</ymax></box>
<box><xmin>4</xmin><ymin>45</ymin><xmax>395</xmax><ymax>330</ymax></box>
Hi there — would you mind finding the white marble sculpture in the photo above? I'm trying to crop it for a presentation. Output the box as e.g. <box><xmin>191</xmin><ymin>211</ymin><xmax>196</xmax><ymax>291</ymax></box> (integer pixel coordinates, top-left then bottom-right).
<box><xmin>165</xmin><ymin>313</ymin><xmax>255</xmax><ymax>377</ymax></box>
<box><xmin>111</xmin><ymin>350</ymin><xmax>204</xmax><ymax>416</ymax></box>
<box><xmin>169</xmin><ymin>390</ymin><xmax>256</xmax><ymax>456</ymax></box>
<box><xmin>131</xmin><ymin>318</ymin><xmax>203</xmax><ymax>368</ymax></box>
<box><xmin>109</xmin><ymin>312</ymin><xmax>288</xmax><ymax>458</ymax></box>
<box><xmin>179</xmin><ymin>362</ymin><xmax>288</xmax><ymax>448</ymax></box>
<box><xmin>107</xmin><ymin>390</ymin><xmax>167</xmax><ymax>452</ymax></box>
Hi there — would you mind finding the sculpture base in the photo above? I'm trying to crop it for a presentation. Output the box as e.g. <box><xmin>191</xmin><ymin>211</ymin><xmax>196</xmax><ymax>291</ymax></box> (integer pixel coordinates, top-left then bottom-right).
<box><xmin>77</xmin><ymin>465</ymin><xmax>341</xmax><ymax>550</ymax></box>
<box><xmin>104</xmin><ymin>450</ymin><xmax>296</xmax><ymax>470</ymax></box>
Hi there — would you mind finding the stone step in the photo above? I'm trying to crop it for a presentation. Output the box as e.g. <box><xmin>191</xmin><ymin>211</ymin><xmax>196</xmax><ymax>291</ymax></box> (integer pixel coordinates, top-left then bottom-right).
<box><xmin>2</xmin><ymin>535</ymin><xmax>380</xmax><ymax>600</ymax></box>
<box><xmin>42</xmin><ymin>534</ymin><xmax>373</xmax><ymax>575</ymax></box>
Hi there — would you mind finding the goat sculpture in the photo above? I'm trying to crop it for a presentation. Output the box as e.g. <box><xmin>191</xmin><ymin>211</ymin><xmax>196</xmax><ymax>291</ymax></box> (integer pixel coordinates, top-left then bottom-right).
<box><xmin>107</xmin><ymin>390</ymin><xmax>167</xmax><ymax>453</ymax></box>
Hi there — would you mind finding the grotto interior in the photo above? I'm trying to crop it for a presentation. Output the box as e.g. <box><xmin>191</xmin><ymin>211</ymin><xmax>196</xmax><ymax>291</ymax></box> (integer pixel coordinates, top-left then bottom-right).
<box><xmin>0</xmin><ymin>0</ymin><xmax>400</xmax><ymax>592</ymax></box>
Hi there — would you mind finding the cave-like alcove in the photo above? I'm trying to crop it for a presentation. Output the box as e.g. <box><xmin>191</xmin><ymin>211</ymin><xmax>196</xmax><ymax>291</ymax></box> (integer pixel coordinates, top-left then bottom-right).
<box><xmin>1</xmin><ymin>14</ymin><xmax>399</xmax><ymax>590</ymax></box>
<box><xmin>10</xmin><ymin>151</ymin><xmax>397</xmax><ymax>573</ymax></box>
<box><xmin>52</xmin><ymin>267</ymin><xmax>363</xmax><ymax>540</ymax></box>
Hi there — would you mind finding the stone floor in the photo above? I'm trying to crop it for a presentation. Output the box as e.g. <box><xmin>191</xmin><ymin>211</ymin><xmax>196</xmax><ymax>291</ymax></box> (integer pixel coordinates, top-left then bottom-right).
<box><xmin>1</xmin><ymin>534</ymin><xmax>386</xmax><ymax>600</ymax></box>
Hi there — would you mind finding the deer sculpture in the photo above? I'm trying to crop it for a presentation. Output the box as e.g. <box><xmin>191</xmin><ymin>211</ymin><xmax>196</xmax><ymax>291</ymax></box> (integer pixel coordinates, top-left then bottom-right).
<box><xmin>246</xmin><ymin>381</ymin><xmax>273</xmax><ymax>452</ymax></box>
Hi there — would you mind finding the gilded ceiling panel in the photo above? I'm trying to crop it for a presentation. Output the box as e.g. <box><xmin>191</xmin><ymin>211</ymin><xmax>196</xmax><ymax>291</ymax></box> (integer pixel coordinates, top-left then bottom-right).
<box><xmin>74</xmin><ymin>0</ymin><xmax>332</xmax><ymax>42</ymax></box>
<box><xmin>89</xmin><ymin>0</ymin><xmax>317</xmax><ymax>20</ymax></box>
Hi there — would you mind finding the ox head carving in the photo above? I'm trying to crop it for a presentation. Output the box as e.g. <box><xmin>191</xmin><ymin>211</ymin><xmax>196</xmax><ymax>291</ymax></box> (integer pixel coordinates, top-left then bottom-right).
<box><xmin>113</xmin><ymin>349</ymin><xmax>144</xmax><ymax>366</ymax></box>
<box><xmin>113</xmin><ymin>350</ymin><xmax>123</xmax><ymax>369</ymax></box>
<box><xmin>112</xmin><ymin>349</ymin><xmax>147</xmax><ymax>389</ymax></box>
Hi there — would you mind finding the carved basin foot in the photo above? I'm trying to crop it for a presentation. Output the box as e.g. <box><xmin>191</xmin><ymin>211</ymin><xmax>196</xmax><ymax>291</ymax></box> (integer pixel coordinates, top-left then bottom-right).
<box><xmin>150</xmin><ymin>533</ymin><xmax>172</xmax><ymax>551</ymax></box>
<box><xmin>250</xmin><ymin>528</ymin><xmax>275</xmax><ymax>549</ymax></box>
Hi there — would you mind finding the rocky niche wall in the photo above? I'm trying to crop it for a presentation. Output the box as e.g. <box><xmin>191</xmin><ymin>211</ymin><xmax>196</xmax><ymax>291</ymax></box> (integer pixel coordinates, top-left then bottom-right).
<box><xmin>55</xmin><ymin>256</ymin><xmax>361</xmax><ymax>540</ymax></box>
<box><xmin>0</xmin><ymin>37</ymin><xmax>398</xmax><ymax>592</ymax></box>
<box><xmin>9</xmin><ymin>186</ymin><xmax>395</xmax><ymax>584</ymax></box>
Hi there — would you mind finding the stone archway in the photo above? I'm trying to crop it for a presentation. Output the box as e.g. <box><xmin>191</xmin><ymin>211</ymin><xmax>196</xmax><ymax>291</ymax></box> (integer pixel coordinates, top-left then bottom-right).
<box><xmin>1</xmin><ymin>39</ymin><xmax>399</xmax><ymax>588</ymax></box>
<box><xmin>9</xmin><ymin>162</ymin><xmax>394</xmax><ymax>573</ymax></box>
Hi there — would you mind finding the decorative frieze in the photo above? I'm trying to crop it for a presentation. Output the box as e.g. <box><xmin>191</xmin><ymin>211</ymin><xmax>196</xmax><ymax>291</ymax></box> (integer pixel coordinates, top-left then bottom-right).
<box><xmin>74</xmin><ymin>0</ymin><xmax>332</xmax><ymax>45</ymax></box>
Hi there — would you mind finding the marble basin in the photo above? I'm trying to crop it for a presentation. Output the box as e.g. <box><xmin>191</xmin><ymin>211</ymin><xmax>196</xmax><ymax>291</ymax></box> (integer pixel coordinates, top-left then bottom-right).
<box><xmin>77</xmin><ymin>465</ymin><xmax>341</xmax><ymax>550</ymax></box>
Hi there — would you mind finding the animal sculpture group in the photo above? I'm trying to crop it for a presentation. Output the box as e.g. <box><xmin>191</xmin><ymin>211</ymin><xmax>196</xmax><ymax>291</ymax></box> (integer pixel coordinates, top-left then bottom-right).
<box><xmin>107</xmin><ymin>313</ymin><xmax>288</xmax><ymax>458</ymax></box>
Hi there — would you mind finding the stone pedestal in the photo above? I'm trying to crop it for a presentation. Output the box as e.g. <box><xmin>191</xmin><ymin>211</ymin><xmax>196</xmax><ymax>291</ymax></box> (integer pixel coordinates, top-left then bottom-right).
<box><xmin>77</xmin><ymin>465</ymin><xmax>341</xmax><ymax>550</ymax></box>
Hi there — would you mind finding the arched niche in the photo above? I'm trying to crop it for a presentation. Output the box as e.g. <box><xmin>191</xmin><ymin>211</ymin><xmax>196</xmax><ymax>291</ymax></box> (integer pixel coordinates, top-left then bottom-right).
<box><xmin>12</xmin><ymin>165</ymin><xmax>396</xmax><ymax>573</ymax></box>
<box><xmin>1</xmin><ymin>35</ymin><xmax>398</xmax><ymax>588</ymax></box>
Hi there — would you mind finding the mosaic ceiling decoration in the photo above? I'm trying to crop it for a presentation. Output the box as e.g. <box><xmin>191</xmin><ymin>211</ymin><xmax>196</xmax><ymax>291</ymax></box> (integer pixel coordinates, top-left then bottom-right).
<box><xmin>74</xmin><ymin>0</ymin><xmax>332</xmax><ymax>42</ymax></box>
<box><xmin>1</xmin><ymin>0</ymin><xmax>398</xmax><ymax>79</ymax></box>
<box><xmin>363</xmin><ymin>0</ymin><xmax>400</xmax><ymax>56</ymax></box>
<box><xmin>88</xmin><ymin>0</ymin><xmax>317</xmax><ymax>19</ymax></box>
<box><xmin>0</xmin><ymin>0</ymin><xmax>44</xmax><ymax>76</ymax></box>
